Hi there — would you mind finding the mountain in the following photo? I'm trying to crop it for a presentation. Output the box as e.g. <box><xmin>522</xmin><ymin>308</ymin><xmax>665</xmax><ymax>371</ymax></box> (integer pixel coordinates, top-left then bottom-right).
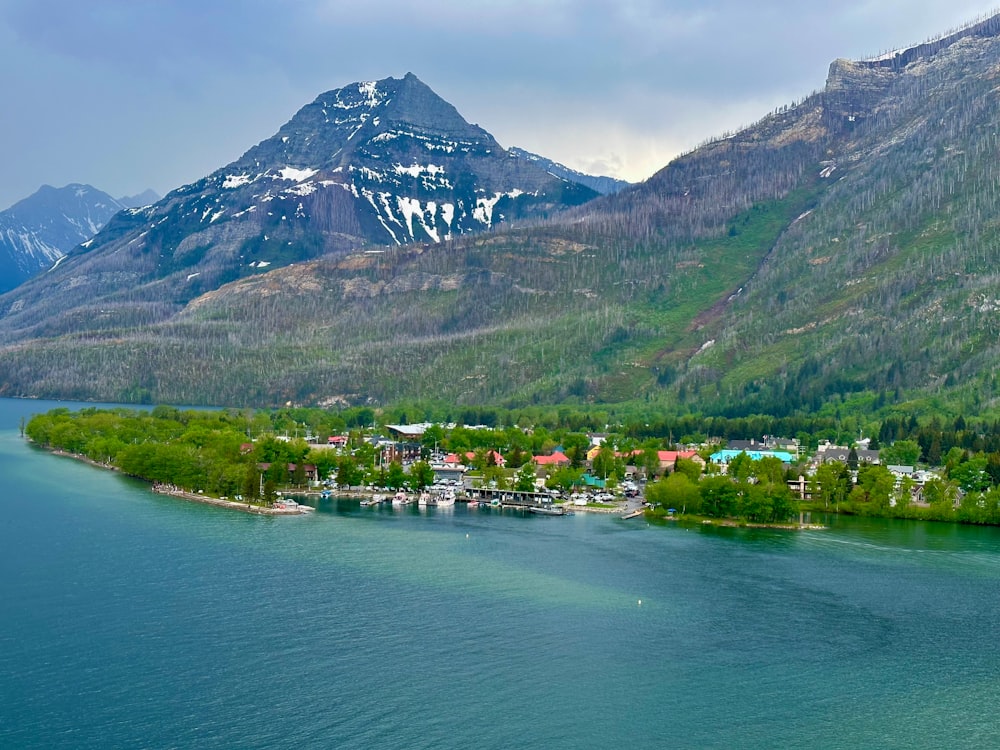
<box><xmin>117</xmin><ymin>189</ymin><xmax>161</xmax><ymax>208</ymax></box>
<box><xmin>5</xmin><ymin>16</ymin><xmax>1000</xmax><ymax>416</ymax></box>
<box><xmin>507</xmin><ymin>147</ymin><xmax>632</xmax><ymax>195</ymax></box>
<box><xmin>0</xmin><ymin>184</ymin><xmax>125</xmax><ymax>294</ymax></box>
<box><xmin>0</xmin><ymin>73</ymin><xmax>598</xmax><ymax>342</ymax></box>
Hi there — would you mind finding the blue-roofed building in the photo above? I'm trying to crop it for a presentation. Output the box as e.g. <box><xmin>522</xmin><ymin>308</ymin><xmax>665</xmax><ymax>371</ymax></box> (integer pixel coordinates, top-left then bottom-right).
<box><xmin>710</xmin><ymin>449</ymin><xmax>796</xmax><ymax>466</ymax></box>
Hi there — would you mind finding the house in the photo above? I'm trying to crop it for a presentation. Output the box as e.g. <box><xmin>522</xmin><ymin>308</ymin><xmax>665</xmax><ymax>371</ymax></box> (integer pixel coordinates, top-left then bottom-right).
<box><xmin>257</xmin><ymin>463</ymin><xmax>318</xmax><ymax>482</ymax></box>
<box><xmin>813</xmin><ymin>441</ymin><xmax>880</xmax><ymax>466</ymax></box>
<box><xmin>727</xmin><ymin>436</ymin><xmax>801</xmax><ymax>458</ymax></box>
<box><xmin>618</xmin><ymin>448</ymin><xmax>704</xmax><ymax>474</ymax></box>
<box><xmin>327</xmin><ymin>435</ymin><xmax>349</xmax><ymax>447</ymax></box>
<box><xmin>289</xmin><ymin>464</ymin><xmax>319</xmax><ymax>482</ymax></box>
<box><xmin>534</xmin><ymin>451</ymin><xmax>571</xmax><ymax>467</ymax></box>
<box><xmin>656</xmin><ymin>450</ymin><xmax>705</xmax><ymax>473</ymax></box>
<box><xmin>458</xmin><ymin>450</ymin><xmax>505</xmax><ymax>467</ymax></box>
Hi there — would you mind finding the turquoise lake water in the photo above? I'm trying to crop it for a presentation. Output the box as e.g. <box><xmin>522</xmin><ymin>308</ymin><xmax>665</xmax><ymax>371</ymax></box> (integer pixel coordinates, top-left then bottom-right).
<box><xmin>3</xmin><ymin>399</ymin><xmax>1000</xmax><ymax>748</ymax></box>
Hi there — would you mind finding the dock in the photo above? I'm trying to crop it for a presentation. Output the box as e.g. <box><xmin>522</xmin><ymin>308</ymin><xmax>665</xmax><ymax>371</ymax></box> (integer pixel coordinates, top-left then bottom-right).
<box><xmin>465</xmin><ymin>487</ymin><xmax>568</xmax><ymax>514</ymax></box>
<box><xmin>621</xmin><ymin>509</ymin><xmax>645</xmax><ymax>520</ymax></box>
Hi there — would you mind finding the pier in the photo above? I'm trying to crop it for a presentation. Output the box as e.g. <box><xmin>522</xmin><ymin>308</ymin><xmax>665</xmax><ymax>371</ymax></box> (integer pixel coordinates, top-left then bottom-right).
<box><xmin>465</xmin><ymin>487</ymin><xmax>561</xmax><ymax>510</ymax></box>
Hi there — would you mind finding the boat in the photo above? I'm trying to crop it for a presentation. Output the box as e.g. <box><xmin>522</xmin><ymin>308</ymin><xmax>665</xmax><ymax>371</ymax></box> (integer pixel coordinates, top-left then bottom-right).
<box><xmin>392</xmin><ymin>491</ymin><xmax>412</xmax><ymax>506</ymax></box>
<box><xmin>529</xmin><ymin>504</ymin><xmax>566</xmax><ymax>516</ymax></box>
<box><xmin>436</xmin><ymin>490</ymin><xmax>456</xmax><ymax>507</ymax></box>
<box><xmin>418</xmin><ymin>492</ymin><xmax>434</xmax><ymax>506</ymax></box>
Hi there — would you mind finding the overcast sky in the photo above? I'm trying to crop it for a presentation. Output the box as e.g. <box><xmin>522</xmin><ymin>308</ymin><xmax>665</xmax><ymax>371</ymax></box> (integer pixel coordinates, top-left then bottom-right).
<box><xmin>1</xmin><ymin>0</ymin><xmax>998</xmax><ymax>210</ymax></box>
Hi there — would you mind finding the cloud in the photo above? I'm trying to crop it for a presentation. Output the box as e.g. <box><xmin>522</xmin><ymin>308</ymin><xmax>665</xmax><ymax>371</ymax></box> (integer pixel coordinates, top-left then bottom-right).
<box><xmin>0</xmin><ymin>0</ymin><xmax>997</xmax><ymax>208</ymax></box>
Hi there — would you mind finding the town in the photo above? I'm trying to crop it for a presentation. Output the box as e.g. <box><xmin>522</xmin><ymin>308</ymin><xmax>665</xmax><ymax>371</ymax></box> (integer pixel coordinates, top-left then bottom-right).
<box><xmin>25</xmin><ymin>406</ymin><xmax>1000</xmax><ymax>526</ymax></box>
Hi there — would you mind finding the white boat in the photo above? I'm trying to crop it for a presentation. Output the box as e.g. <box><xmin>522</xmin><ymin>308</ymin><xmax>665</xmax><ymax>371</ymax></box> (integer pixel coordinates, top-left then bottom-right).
<box><xmin>392</xmin><ymin>491</ymin><xmax>410</xmax><ymax>506</ymax></box>
<box><xmin>529</xmin><ymin>504</ymin><xmax>566</xmax><ymax>516</ymax></box>
<box><xmin>437</xmin><ymin>491</ymin><xmax>456</xmax><ymax>507</ymax></box>
<box><xmin>418</xmin><ymin>492</ymin><xmax>434</xmax><ymax>506</ymax></box>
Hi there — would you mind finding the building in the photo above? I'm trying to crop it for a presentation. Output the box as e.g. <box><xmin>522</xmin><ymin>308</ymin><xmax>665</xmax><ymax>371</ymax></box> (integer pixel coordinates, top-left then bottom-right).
<box><xmin>534</xmin><ymin>451</ymin><xmax>571</xmax><ymax>468</ymax></box>
<box><xmin>656</xmin><ymin>450</ymin><xmax>705</xmax><ymax>473</ymax></box>
<box><xmin>727</xmin><ymin>437</ymin><xmax>801</xmax><ymax>458</ymax></box>
<box><xmin>710</xmin><ymin>449</ymin><xmax>796</xmax><ymax>467</ymax></box>
<box><xmin>463</xmin><ymin>450</ymin><xmax>505</xmax><ymax>467</ymax></box>
<box><xmin>385</xmin><ymin>423</ymin><xmax>434</xmax><ymax>440</ymax></box>
<box><xmin>813</xmin><ymin>441</ymin><xmax>880</xmax><ymax>466</ymax></box>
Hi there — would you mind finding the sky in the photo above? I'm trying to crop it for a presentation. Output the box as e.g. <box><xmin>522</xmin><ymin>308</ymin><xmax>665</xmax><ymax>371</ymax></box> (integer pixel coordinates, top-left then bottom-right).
<box><xmin>1</xmin><ymin>0</ymin><xmax>998</xmax><ymax>210</ymax></box>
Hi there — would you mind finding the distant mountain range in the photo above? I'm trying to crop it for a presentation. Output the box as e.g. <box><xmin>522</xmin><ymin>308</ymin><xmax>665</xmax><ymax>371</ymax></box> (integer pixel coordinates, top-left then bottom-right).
<box><xmin>4</xmin><ymin>15</ymin><xmax>1000</xmax><ymax>417</ymax></box>
<box><xmin>0</xmin><ymin>184</ymin><xmax>161</xmax><ymax>295</ymax></box>
<box><xmin>0</xmin><ymin>184</ymin><xmax>124</xmax><ymax>294</ymax></box>
<box><xmin>117</xmin><ymin>189</ymin><xmax>161</xmax><ymax>209</ymax></box>
<box><xmin>507</xmin><ymin>147</ymin><xmax>631</xmax><ymax>195</ymax></box>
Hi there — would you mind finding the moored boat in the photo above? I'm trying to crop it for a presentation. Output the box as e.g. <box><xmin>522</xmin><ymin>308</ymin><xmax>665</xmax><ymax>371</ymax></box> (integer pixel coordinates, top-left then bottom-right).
<box><xmin>529</xmin><ymin>504</ymin><xmax>566</xmax><ymax>516</ymax></box>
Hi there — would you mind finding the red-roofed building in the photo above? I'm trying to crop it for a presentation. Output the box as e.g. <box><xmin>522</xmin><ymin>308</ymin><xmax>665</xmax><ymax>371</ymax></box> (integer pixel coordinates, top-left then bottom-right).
<box><xmin>616</xmin><ymin>449</ymin><xmax>704</xmax><ymax>475</ymax></box>
<box><xmin>327</xmin><ymin>435</ymin><xmax>348</xmax><ymax>446</ymax></box>
<box><xmin>465</xmin><ymin>450</ymin><xmax>506</xmax><ymax>467</ymax></box>
<box><xmin>534</xmin><ymin>451</ymin><xmax>570</xmax><ymax>467</ymax></box>
<box><xmin>656</xmin><ymin>450</ymin><xmax>705</xmax><ymax>472</ymax></box>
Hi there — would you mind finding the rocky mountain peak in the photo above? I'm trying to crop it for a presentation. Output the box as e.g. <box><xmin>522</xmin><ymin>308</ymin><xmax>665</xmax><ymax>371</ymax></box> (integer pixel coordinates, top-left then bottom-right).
<box><xmin>0</xmin><ymin>74</ymin><xmax>599</xmax><ymax>340</ymax></box>
<box><xmin>0</xmin><ymin>183</ymin><xmax>125</xmax><ymax>294</ymax></box>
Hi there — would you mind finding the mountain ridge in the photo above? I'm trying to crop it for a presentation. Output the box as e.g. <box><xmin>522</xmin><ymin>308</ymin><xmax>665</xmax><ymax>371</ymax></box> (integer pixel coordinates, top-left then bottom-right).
<box><xmin>4</xmin><ymin>20</ymin><xmax>1000</xmax><ymax>416</ymax></box>
<box><xmin>507</xmin><ymin>147</ymin><xmax>632</xmax><ymax>195</ymax></box>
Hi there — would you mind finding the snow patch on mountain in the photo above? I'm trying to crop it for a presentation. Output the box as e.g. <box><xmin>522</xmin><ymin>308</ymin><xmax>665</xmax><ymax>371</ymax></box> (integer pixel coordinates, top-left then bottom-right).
<box><xmin>473</xmin><ymin>190</ymin><xmax>525</xmax><ymax>226</ymax></box>
<box><xmin>276</xmin><ymin>167</ymin><xmax>318</xmax><ymax>182</ymax></box>
<box><xmin>224</xmin><ymin>174</ymin><xmax>254</xmax><ymax>189</ymax></box>
<box><xmin>285</xmin><ymin>182</ymin><xmax>318</xmax><ymax>197</ymax></box>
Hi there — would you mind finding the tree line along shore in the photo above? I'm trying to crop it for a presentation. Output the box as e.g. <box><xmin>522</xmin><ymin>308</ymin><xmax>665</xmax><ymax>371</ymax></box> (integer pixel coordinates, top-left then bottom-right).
<box><xmin>22</xmin><ymin>405</ymin><xmax>1000</xmax><ymax>526</ymax></box>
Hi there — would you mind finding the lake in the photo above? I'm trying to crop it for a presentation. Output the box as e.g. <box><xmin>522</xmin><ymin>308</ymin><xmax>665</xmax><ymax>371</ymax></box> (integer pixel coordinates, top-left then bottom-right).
<box><xmin>2</xmin><ymin>398</ymin><xmax>1000</xmax><ymax>748</ymax></box>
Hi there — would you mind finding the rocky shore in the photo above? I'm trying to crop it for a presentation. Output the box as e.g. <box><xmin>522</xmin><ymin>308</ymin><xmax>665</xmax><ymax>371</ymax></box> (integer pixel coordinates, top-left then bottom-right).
<box><xmin>151</xmin><ymin>485</ymin><xmax>311</xmax><ymax>515</ymax></box>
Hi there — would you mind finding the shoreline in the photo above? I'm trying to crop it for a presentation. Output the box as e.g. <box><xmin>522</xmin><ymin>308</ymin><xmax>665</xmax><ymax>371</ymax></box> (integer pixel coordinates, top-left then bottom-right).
<box><xmin>151</xmin><ymin>485</ymin><xmax>311</xmax><ymax>515</ymax></box>
<box><xmin>44</xmin><ymin>446</ymin><xmax>310</xmax><ymax>515</ymax></box>
<box><xmin>36</xmin><ymin>445</ymin><xmax>827</xmax><ymax>527</ymax></box>
<box><xmin>39</xmin><ymin>444</ymin><xmax>633</xmax><ymax>519</ymax></box>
